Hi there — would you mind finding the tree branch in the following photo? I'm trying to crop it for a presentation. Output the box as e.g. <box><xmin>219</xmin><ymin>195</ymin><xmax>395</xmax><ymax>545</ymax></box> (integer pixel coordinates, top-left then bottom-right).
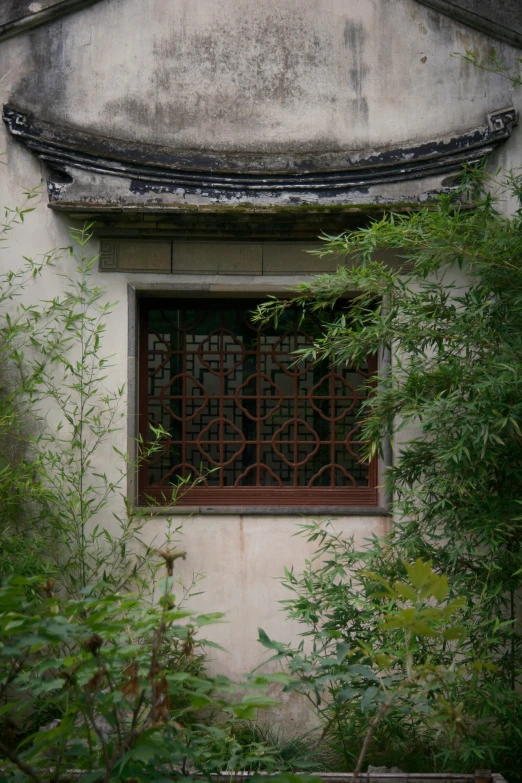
<box><xmin>352</xmin><ymin>697</ymin><xmax>395</xmax><ymax>783</ymax></box>
<box><xmin>0</xmin><ymin>738</ymin><xmax>44</xmax><ymax>783</ymax></box>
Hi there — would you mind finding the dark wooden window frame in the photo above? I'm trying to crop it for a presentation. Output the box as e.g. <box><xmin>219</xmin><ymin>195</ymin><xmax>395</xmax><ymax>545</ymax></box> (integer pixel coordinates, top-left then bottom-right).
<box><xmin>138</xmin><ymin>297</ymin><xmax>379</xmax><ymax>508</ymax></box>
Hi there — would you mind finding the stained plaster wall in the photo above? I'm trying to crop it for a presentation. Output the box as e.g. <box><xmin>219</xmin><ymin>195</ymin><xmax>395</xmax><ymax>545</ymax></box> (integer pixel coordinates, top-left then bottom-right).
<box><xmin>0</xmin><ymin>143</ymin><xmax>392</xmax><ymax>724</ymax></box>
<box><xmin>1</xmin><ymin>0</ymin><xmax>518</xmax><ymax>159</ymax></box>
<box><xmin>1</xmin><ymin>0</ymin><xmax>522</xmax><ymax>727</ymax></box>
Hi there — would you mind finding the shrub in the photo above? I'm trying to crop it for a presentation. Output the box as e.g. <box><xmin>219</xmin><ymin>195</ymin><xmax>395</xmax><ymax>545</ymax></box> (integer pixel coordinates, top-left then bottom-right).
<box><xmin>0</xmin><ymin>209</ymin><xmax>198</xmax><ymax>598</ymax></box>
<box><xmin>0</xmin><ymin>563</ymin><xmax>279</xmax><ymax>782</ymax></box>
<box><xmin>260</xmin><ymin>554</ymin><xmax>479</xmax><ymax>779</ymax></box>
<box><xmin>256</xmin><ymin>170</ymin><xmax>522</xmax><ymax>780</ymax></box>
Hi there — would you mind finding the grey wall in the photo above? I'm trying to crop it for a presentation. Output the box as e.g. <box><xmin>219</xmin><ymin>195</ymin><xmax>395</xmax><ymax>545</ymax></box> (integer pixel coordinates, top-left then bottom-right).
<box><xmin>6</xmin><ymin>0</ymin><xmax>515</xmax><ymax>155</ymax></box>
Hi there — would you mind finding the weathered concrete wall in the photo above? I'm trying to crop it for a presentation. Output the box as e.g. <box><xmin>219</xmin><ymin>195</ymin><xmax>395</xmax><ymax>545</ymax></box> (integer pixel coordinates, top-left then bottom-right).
<box><xmin>4</xmin><ymin>0</ymin><xmax>522</xmax><ymax>49</ymax></box>
<box><xmin>143</xmin><ymin>513</ymin><xmax>390</xmax><ymax>730</ymax></box>
<box><xmin>3</xmin><ymin>0</ymin><xmax>517</xmax><ymax>153</ymax></box>
<box><xmin>1</xmin><ymin>0</ymin><xmax>522</xmax><ymax>729</ymax></box>
<box><xmin>3</xmin><ymin>0</ymin><xmax>519</xmax><ymax>208</ymax></box>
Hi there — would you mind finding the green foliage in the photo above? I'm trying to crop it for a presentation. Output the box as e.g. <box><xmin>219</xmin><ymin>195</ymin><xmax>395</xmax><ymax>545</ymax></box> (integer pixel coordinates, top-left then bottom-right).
<box><xmin>0</xmin><ymin>206</ymin><xmax>201</xmax><ymax>599</ymax></box>
<box><xmin>0</xmin><ymin>186</ymin><xmax>63</xmax><ymax>586</ymax></box>
<box><xmin>0</xmin><ymin>570</ymin><xmax>278</xmax><ymax>783</ymax></box>
<box><xmin>452</xmin><ymin>49</ymin><xmax>522</xmax><ymax>88</ymax></box>
<box><xmin>215</xmin><ymin>721</ymin><xmax>323</xmax><ymax>772</ymax></box>
<box><xmin>0</xmin><ymin>194</ymin><xmax>225</xmax><ymax>752</ymax></box>
<box><xmin>6</xmin><ymin>223</ymin><xmax>181</xmax><ymax>598</ymax></box>
<box><xmin>256</xmin><ymin>172</ymin><xmax>522</xmax><ymax>780</ymax></box>
<box><xmin>259</xmin><ymin>555</ymin><xmax>477</xmax><ymax>778</ymax></box>
<box><xmin>0</xmin><ymin>185</ymin><xmax>306</xmax><ymax>780</ymax></box>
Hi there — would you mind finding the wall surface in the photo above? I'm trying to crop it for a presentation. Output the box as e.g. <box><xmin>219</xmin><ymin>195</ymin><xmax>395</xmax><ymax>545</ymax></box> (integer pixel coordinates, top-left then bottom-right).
<box><xmin>3</xmin><ymin>0</ymin><xmax>519</xmax><ymax>208</ymax></box>
<box><xmin>5</xmin><ymin>0</ymin><xmax>514</xmax><ymax>151</ymax></box>
<box><xmin>143</xmin><ymin>513</ymin><xmax>390</xmax><ymax>730</ymax></box>
<box><xmin>1</xmin><ymin>0</ymin><xmax>522</xmax><ymax>729</ymax></box>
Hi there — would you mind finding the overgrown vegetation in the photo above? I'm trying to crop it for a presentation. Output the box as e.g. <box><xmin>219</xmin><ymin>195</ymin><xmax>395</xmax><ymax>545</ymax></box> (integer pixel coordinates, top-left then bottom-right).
<box><xmin>0</xmin><ymin>208</ymin><xmax>198</xmax><ymax>599</ymax></box>
<box><xmin>0</xmin><ymin>561</ymin><xmax>283</xmax><ymax>782</ymax></box>
<box><xmin>0</xmin><ymin>186</ymin><xmax>62</xmax><ymax>589</ymax></box>
<box><xmin>255</xmin><ymin>170</ymin><xmax>522</xmax><ymax>781</ymax></box>
<box><xmin>260</xmin><ymin>558</ymin><xmax>478</xmax><ymax>781</ymax></box>
<box><xmin>213</xmin><ymin>721</ymin><xmax>324</xmax><ymax>772</ymax></box>
<box><xmin>0</xmin><ymin>189</ymin><xmax>319</xmax><ymax>778</ymax></box>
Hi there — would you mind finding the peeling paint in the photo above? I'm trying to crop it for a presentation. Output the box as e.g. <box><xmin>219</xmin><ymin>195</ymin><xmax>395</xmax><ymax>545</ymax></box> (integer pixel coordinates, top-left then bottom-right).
<box><xmin>3</xmin><ymin>103</ymin><xmax>516</xmax><ymax>209</ymax></box>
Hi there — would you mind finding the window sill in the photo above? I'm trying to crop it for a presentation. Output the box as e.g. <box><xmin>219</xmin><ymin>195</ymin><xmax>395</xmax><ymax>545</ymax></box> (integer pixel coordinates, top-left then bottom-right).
<box><xmin>135</xmin><ymin>505</ymin><xmax>391</xmax><ymax>516</ymax></box>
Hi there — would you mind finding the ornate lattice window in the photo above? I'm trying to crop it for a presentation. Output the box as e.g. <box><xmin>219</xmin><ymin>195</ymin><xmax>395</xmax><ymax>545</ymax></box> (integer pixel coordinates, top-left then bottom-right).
<box><xmin>138</xmin><ymin>299</ymin><xmax>378</xmax><ymax>507</ymax></box>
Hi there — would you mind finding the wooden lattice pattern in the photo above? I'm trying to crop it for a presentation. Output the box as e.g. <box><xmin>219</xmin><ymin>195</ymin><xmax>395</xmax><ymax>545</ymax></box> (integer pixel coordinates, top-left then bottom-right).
<box><xmin>139</xmin><ymin>299</ymin><xmax>378</xmax><ymax>507</ymax></box>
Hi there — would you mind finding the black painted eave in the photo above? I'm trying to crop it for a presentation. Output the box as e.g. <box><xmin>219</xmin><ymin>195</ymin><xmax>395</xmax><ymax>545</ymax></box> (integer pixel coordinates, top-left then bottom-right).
<box><xmin>2</xmin><ymin>105</ymin><xmax>517</xmax><ymax>204</ymax></box>
<box><xmin>0</xmin><ymin>0</ymin><xmax>104</xmax><ymax>42</ymax></box>
<box><xmin>415</xmin><ymin>0</ymin><xmax>522</xmax><ymax>49</ymax></box>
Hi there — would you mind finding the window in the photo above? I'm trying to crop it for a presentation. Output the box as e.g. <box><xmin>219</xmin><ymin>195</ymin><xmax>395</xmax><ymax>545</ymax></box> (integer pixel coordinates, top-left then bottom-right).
<box><xmin>138</xmin><ymin>298</ymin><xmax>378</xmax><ymax>507</ymax></box>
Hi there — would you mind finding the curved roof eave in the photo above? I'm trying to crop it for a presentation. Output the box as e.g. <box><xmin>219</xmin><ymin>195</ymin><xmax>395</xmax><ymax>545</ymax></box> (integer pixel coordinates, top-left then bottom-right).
<box><xmin>3</xmin><ymin>104</ymin><xmax>517</xmax><ymax>208</ymax></box>
<box><xmin>1</xmin><ymin>0</ymin><xmax>521</xmax><ymax>48</ymax></box>
<box><xmin>0</xmin><ymin>0</ymin><xmax>104</xmax><ymax>42</ymax></box>
<box><xmin>415</xmin><ymin>0</ymin><xmax>522</xmax><ymax>49</ymax></box>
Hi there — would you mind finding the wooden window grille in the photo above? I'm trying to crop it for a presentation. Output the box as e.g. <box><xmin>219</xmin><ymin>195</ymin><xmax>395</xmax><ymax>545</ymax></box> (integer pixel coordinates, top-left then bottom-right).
<box><xmin>138</xmin><ymin>298</ymin><xmax>378</xmax><ymax>507</ymax></box>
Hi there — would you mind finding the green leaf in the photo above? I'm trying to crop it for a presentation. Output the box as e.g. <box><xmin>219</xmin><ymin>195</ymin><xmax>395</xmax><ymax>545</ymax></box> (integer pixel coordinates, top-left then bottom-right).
<box><xmin>394</xmin><ymin>581</ymin><xmax>418</xmax><ymax>602</ymax></box>
<box><xmin>411</xmin><ymin>621</ymin><xmax>438</xmax><ymax>637</ymax></box>
<box><xmin>404</xmin><ymin>559</ymin><xmax>434</xmax><ymax>590</ymax></box>
<box><xmin>188</xmin><ymin>693</ymin><xmax>214</xmax><ymax>708</ymax></box>
<box><xmin>129</xmin><ymin>744</ymin><xmax>157</xmax><ymax>764</ymax></box>
<box><xmin>361</xmin><ymin>685</ymin><xmax>379</xmax><ymax>712</ymax></box>
<box><xmin>347</xmin><ymin>664</ymin><xmax>379</xmax><ymax>681</ymax></box>
<box><xmin>337</xmin><ymin>687</ymin><xmax>358</xmax><ymax>703</ymax></box>
<box><xmin>38</xmin><ymin>679</ymin><xmax>65</xmax><ymax>693</ymax></box>
<box><xmin>442</xmin><ymin>626</ymin><xmax>466</xmax><ymax>640</ymax></box>
<box><xmin>78</xmin><ymin>771</ymin><xmax>105</xmax><ymax>783</ymax></box>
<box><xmin>258</xmin><ymin>627</ymin><xmax>285</xmax><ymax>652</ymax></box>
<box><xmin>252</xmin><ymin>672</ymin><xmax>294</xmax><ymax>685</ymax></box>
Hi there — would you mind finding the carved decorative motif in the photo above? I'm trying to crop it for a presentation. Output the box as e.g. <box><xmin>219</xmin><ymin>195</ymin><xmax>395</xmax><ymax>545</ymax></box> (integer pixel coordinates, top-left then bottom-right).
<box><xmin>99</xmin><ymin>239</ymin><xmax>118</xmax><ymax>271</ymax></box>
<box><xmin>488</xmin><ymin>108</ymin><xmax>518</xmax><ymax>134</ymax></box>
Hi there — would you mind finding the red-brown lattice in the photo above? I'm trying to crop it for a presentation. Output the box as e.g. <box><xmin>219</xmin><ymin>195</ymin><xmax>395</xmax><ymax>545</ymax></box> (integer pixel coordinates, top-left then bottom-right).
<box><xmin>138</xmin><ymin>299</ymin><xmax>378</xmax><ymax>506</ymax></box>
